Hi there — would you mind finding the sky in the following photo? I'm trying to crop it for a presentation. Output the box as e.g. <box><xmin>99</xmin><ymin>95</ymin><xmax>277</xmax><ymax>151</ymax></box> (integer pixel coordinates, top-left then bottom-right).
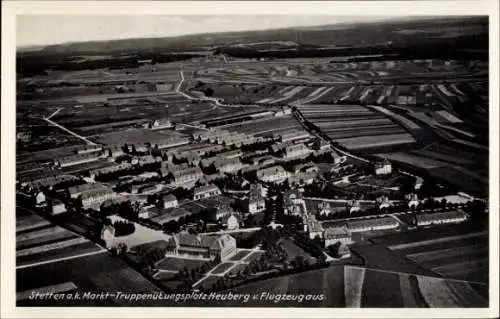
<box><xmin>17</xmin><ymin>15</ymin><xmax>398</xmax><ymax>47</ymax></box>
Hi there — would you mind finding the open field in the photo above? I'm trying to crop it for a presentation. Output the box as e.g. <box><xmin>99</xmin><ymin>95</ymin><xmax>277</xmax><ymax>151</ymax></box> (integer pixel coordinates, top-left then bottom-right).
<box><xmin>156</xmin><ymin>257</ymin><xmax>206</xmax><ymax>272</ymax></box>
<box><xmin>17</xmin><ymin>252</ymin><xmax>163</xmax><ymax>306</ymax></box>
<box><xmin>224</xmin><ymin>265</ymin><xmax>487</xmax><ymax>307</ymax></box>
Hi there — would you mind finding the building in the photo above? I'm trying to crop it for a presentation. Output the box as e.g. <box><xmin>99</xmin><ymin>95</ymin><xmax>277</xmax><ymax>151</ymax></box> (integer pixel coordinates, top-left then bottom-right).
<box><xmin>375</xmin><ymin>160</ymin><xmax>392</xmax><ymax>175</ymax></box>
<box><xmin>162</xmin><ymin>194</ymin><xmax>178</xmax><ymax>209</ymax></box>
<box><xmin>89</xmin><ymin>163</ymin><xmax>133</xmax><ymax>179</ymax></box>
<box><xmin>256</xmin><ymin>165</ymin><xmax>289</xmax><ymax>183</ymax></box>
<box><xmin>165</xmin><ymin>233</ymin><xmax>237</xmax><ymax>262</ymax></box>
<box><xmin>303</xmin><ymin>215</ymin><xmax>323</xmax><ymax>240</ymax></box>
<box><xmin>317</xmin><ymin>202</ymin><xmax>332</xmax><ymax>216</ymax></box>
<box><xmin>283</xmin><ymin>190</ymin><xmax>307</xmax><ymax>216</ymax></box>
<box><xmin>51</xmin><ymin>199</ymin><xmax>67</xmax><ymax>215</ymax></box>
<box><xmin>377</xmin><ymin>196</ymin><xmax>392</xmax><ymax>210</ymax></box>
<box><xmin>149</xmin><ymin>118</ymin><xmax>173</xmax><ymax>130</ymax></box>
<box><xmin>225</xmin><ymin>214</ymin><xmax>240</xmax><ymax>231</ymax></box>
<box><xmin>282</xmin><ymin>143</ymin><xmax>311</xmax><ymax>160</ymax></box>
<box><xmin>247</xmin><ymin>184</ymin><xmax>266</xmax><ymax>214</ymax></box>
<box><xmin>406</xmin><ymin>193</ymin><xmax>420</xmax><ymax>209</ymax></box>
<box><xmin>348</xmin><ymin>200</ymin><xmax>361</xmax><ymax>214</ymax></box>
<box><xmin>193</xmin><ymin>184</ymin><xmax>221</xmax><ymax>200</ymax></box>
<box><xmin>279</xmin><ymin>130</ymin><xmax>311</xmax><ymax>143</ymax></box>
<box><xmin>25</xmin><ymin>174</ymin><xmax>78</xmax><ymax>189</ymax></box>
<box><xmin>68</xmin><ymin>183</ymin><xmax>107</xmax><ymax>199</ymax></box>
<box><xmin>35</xmin><ymin>191</ymin><xmax>46</xmax><ymax>205</ymax></box>
<box><xmin>154</xmin><ymin>137</ymin><xmax>189</xmax><ymax>150</ymax></box>
<box><xmin>347</xmin><ymin>217</ymin><xmax>399</xmax><ymax>233</ymax></box>
<box><xmin>76</xmin><ymin>145</ymin><xmax>103</xmax><ymax>155</ymax></box>
<box><xmin>251</xmin><ymin>155</ymin><xmax>276</xmax><ymax>166</ymax></box>
<box><xmin>54</xmin><ymin>153</ymin><xmax>100</xmax><ymax>168</ymax></box>
<box><xmin>213</xmin><ymin>158</ymin><xmax>243</xmax><ymax>174</ymax></box>
<box><xmin>104</xmin><ymin>145</ymin><xmax>125</xmax><ymax>159</ymax></box>
<box><xmin>80</xmin><ymin>188</ymin><xmax>119</xmax><ymax>208</ymax></box>
<box><xmin>171</xmin><ymin>167</ymin><xmax>203</xmax><ymax>185</ymax></box>
<box><xmin>324</xmin><ymin>226</ymin><xmax>352</xmax><ymax>246</ymax></box>
<box><xmin>415</xmin><ymin>210</ymin><xmax>468</xmax><ymax>227</ymax></box>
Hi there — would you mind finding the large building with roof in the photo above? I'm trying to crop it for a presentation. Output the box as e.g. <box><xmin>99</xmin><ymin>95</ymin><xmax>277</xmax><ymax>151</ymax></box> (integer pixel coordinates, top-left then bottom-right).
<box><xmin>324</xmin><ymin>226</ymin><xmax>352</xmax><ymax>246</ymax></box>
<box><xmin>256</xmin><ymin>165</ymin><xmax>289</xmax><ymax>183</ymax></box>
<box><xmin>193</xmin><ymin>184</ymin><xmax>221</xmax><ymax>200</ymax></box>
<box><xmin>165</xmin><ymin>233</ymin><xmax>237</xmax><ymax>261</ymax></box>
<box><xmin>415</xmin><ymin>210</ymin><xmax>468</xmax><ymax>227</ymax></box>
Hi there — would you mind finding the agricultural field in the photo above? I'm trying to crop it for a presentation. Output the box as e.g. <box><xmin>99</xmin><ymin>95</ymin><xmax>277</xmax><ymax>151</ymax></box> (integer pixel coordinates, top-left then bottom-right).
<box><xmin>222</xmin><ymin>114</ymin><xmax>308</xmax><ymax>138</ymax></box>
<box><xmin>297</xmin><ymin>104</ymin><xmax>416</xmax><ymax>153</ymax></box>
<box><xmin>16</xmin><ymin>208</ymin><xmax>104</xmax><ymax>267</ymax></box>
<box><xmin>17</xmin><ymin>252</ymin><xmax>163</xmax><ymax>306</ymax></box>
<box><xmin>387</xmin><ymin>231</ymin><xmax>489</xmax><ymax>284</ymax></box>
<box><xmin>16</xmin><ymin>117</ymin><xmax>84</xmax><ymax>154</ymax></box>
<box><xmin>224</xmin><ymin>265</ymin><xmax>487</xmax><ymax>307</ymax></box>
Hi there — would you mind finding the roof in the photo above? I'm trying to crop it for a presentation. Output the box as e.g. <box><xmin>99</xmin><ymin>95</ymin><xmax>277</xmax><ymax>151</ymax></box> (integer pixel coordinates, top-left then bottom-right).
<box><xmin>193</xmin><ymin>183</ymin><xmax>220</xmax><ymax>195</ymax></box>
<box><xmin>347</xmin><ymin>217</ymin><xmax>398</xmax><ymax>229</ymax></box>
<box><xmin>324</xmin><ymin>226</ymin><xmax>351</xmax><ymax>239</ymax></box>
<box><xmin>162</xmin><ymin>194</ymin><xmax>177</xmax><ymax>203</ymax></box>
<box><xmin>168</xmin><ymin>233</ymin><xmax>234</xmax><ymax>250</ymax></box>
<box><xmin>416</xmin><ymin>210</ymin><xmax>468</xmax><ymax>223</ymax></box>
<box><xmin>172</xmin><ymin>167</ymin><xmax>203</xmax><ymax>179</ymax></box>
<box><xmin>68</xmin><ymin>182</ymin><xmax>107</xmax><ymax>195</ymax></box>
<box><xmin>257</xmin><ymin>165</ymin><xmax>286</xmax><ymax>177</ymax></box>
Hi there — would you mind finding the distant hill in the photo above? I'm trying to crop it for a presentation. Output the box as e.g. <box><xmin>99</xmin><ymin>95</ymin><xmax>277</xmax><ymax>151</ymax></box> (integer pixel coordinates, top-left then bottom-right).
<box><xmin>24</xmin><ymin>16</ymin><xmax>487</xmax><ymax>55</ymax></box>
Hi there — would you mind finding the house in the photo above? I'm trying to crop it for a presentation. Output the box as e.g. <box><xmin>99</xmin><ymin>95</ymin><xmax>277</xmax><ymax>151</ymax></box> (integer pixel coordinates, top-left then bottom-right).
<box><xmin>154</xmin><ymin>137</ymin><xmax>189</xmax><ymax>150</ymax></box>
<box><xmin>377</xmin><ymin>195</ymin><xmax>392</xmax><ymax>210</ymax></box>
<box><xmin>256</xmin><ymin>165</ymin><xmax>289</xmax><ymax>183</ymax></box>
<box><xmin>149</xmin><ymin>118</ymin><xmax>173</xmax><ymax>130</ymax></box>
<box><xmin>247</xmin><ymin>184</ymin><xmax>266</xmax><ymax>214</ymax></box>
<box><xmin>406</xmin><ymin>193</ymin><xmax>420</xmax><ymax>209</ymax></box>
<box><xmin>68</xmin><ymin>183</ymin><xmax>107</xmax><ymax>199</ymax></box>
<box><xmin>347</xmin><ymin>217</ymin><xmax>399</xmax><ymax>233</ymax></box>
<box><xmin>103</xmin><ymin>145</ymin><xmax>126</xmax><ymax>159</ymax></box>
<box><xmin>35</xmin><ymin>191</ymin><xmax>46</xmax><ymax>205</ymax></box>
<box><xmin>283</xmin><ymin>190</ymin><xmax>307</xmax><ymax>216</ymax></box>
<box><xmin>279</xmin><ymin>130</ymin><xmax>311</xmax><ymax>143</ymax></box>
<box><xmin>76</xmin><ymin>145</ymin><xmax>103</xmax><ymax>155</ymax></box>
<box><xmin>213</xmin><ymin>158</ymin><xmax>243</xmax><ymax>174</ymax></box>
<box><xmin>282</xmin><ymin>143</ymin><xmax>311</xmax><ymax>160</ymax></box>
<box><xmin>80</xmin><ymin>188</ymin><xmax>119</xmax><ymax>208</ymax></box>
<box><xmin>51</xmin><ymin>199</ymin><xmax>67</xmax><ymax>215</ymax></box>
<box><xmin>225</xmin><ymin>214</ymin><xmax>240</xmax><ymax>230</ymax></box>
<box><xmin>162</xmin><ymin>194</ymin><xmax>178</xmax><ymax>209</ymax></box>
<box><xmin>375</xmin><ymin>160</ymin><xmax>392</xmax><ymax>175</ymax></box>
<box><xmin>303</xmin><ymin>215</ymin><xmax>323</xmax><ymax>240</ymax></box>
<box><xmin>193</xmin><ymin>184</ymin><xmax>221</xmax><ymax>200</ymax></box>
<box><xmin>318</xmin><ymin>202</ymin><xmax>332</xmax><ymax>216</ymax></box>
<box><xmin>415</xmin><ymin>210</ymin><xmax>468</xmax><ymax>227</ymax></box>
<box><xmin>54</xmin><ymin>153</ymin><xmax>100</xmax><ymax>168</ymax></box>
<box><xmin>165</xmin><ymin>233</ymin><xmax>237</xmax><ymax>262</ymax></box>
<box><xmin>348</xmin><ymin>200</ymin><xmax>361</xmax><ymax>214</ymax></box>
<box><xmin>89</xmin><ymin>163</ymin><xmax>133</xmax><ymax>179</ymax></box>
<box><xmin>324</xmin><ymin>226</ymin><xmax>352</xmax><ymax>246</ymax></box>
<box><xmin>171</xmin><ymin>167</ymin><xmax>203</xmax><ymax>185</ymax></box>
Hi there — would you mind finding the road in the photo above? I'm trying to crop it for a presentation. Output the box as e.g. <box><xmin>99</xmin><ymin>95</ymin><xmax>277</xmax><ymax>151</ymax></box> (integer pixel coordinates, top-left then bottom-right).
<box><xmin>43</xmin><ymin>116</ymin><xmax>97</xmax><ymax>145</ymax></box>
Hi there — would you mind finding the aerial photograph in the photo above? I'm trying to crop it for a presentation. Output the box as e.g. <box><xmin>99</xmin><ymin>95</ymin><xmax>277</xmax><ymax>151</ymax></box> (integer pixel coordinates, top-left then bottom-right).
<box><xmin>14</xmin><ymin>14</ymin><xmax>490</xmax><ymax>308</ymax></box>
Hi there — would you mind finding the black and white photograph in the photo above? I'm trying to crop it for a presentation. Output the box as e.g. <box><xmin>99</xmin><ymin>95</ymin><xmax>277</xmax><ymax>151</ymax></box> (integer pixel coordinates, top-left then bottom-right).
<box><xmin>1</xmin><ymin>1</ymin><xmax>499</xmax><ymax>318</ymax></box>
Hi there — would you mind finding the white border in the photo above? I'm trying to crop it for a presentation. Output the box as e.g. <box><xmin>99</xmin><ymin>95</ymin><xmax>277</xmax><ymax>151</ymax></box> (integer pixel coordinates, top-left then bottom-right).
<box><xmin>2</xmin><ymin>1</ymin><xmax>499</xmax><ymax>318</ymax></box>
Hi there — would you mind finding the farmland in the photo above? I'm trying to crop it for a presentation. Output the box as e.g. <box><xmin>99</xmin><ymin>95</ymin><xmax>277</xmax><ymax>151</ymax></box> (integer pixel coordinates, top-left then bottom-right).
<box><xmin>224</xmin><ymin>265</ymin><xmax>487</xmax><ymax>307</ymax></box>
